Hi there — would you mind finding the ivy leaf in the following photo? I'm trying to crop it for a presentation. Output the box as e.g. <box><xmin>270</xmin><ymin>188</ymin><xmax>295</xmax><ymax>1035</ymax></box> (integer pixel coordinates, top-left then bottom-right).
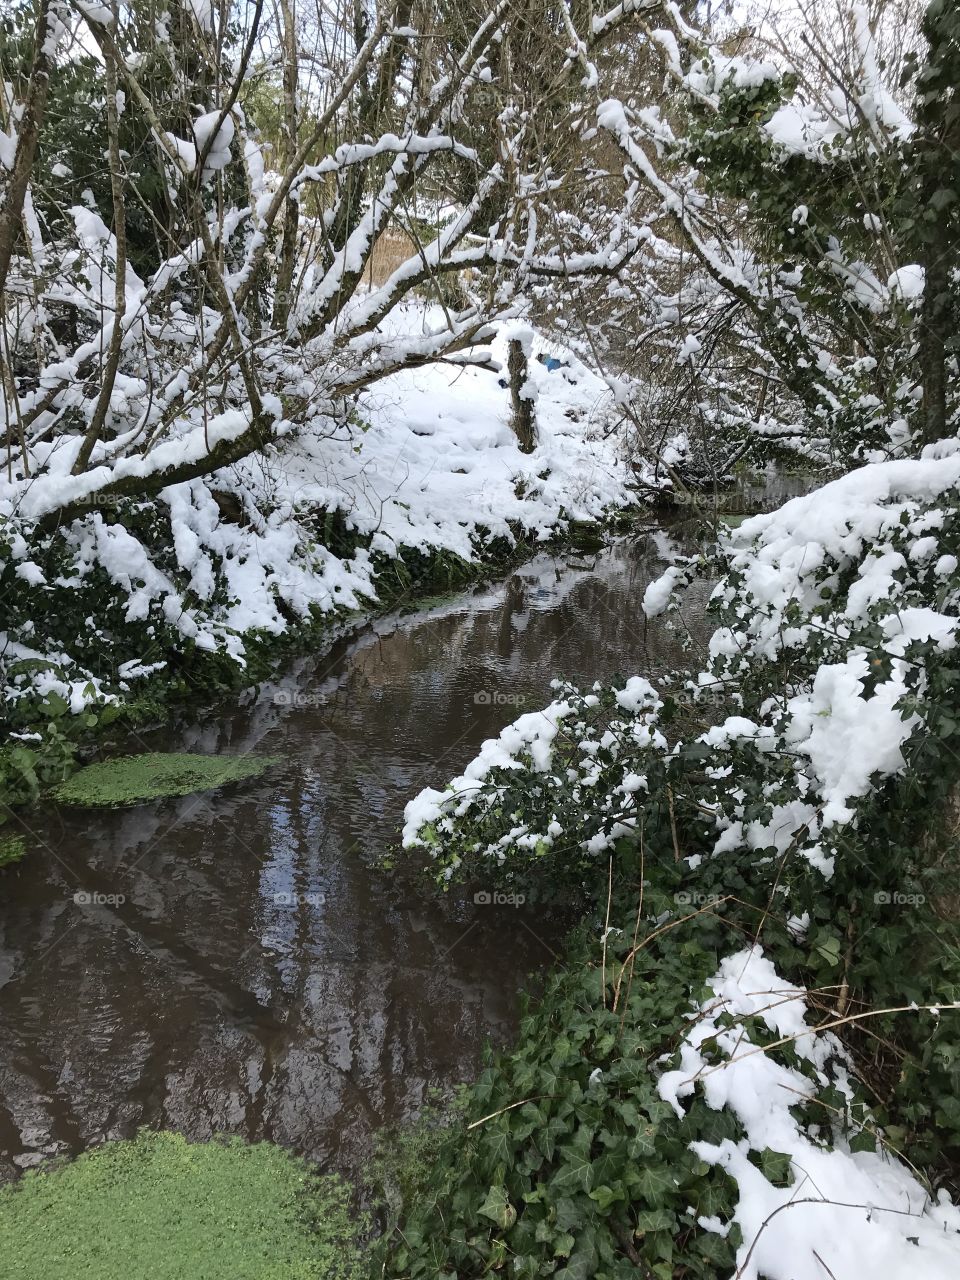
<box><xmin>752</xmin><ymin>1147</ymin><xmax>794</xmax><ymax>1187</ymax></box>
<box><xmin>477</xmin><ymin>1185</ymin><xmax>517</xmax><ymax>1229</ymax></box>
<box><xmin>552</xmin><ymin>1145</ymin><xmax>595</xmax><ymax>1194</ymax></box>
<box><xmin>553</xmin><ymin>1231</ymin><xmax>575</xmax><ymax>1258</ymax></box>
<box><xmin>696</xmin><ymin>1229</ymin><xmax>736</xmax><ymax>1266</ymax></box>
<box><xmin>588</xmin><ymin>1183</ymin><xmax>625</xmax><ymax>1212</ymax></box>
<box><xmin>554</xmin><ymin>1195</ymin><xmax>586</xmax><ymax>1232</ymax></box>
<box><xmin>632</xmin><ymin>1162</ymin><xmax>674</xmax><ymax>1202</ymax></box>
<box><xmin>634</xmin><ymin>1207</ymin><xmax>676</xmax><ymax>1233</ymax></box>
<box><xmin>814</xmin><ymin>934</ymin><xmax>842</xmax><ymax>966</ymax></box>
<box><xmin>848</xmin><ymin>1129</ymin><xmax>877</xmax><ymax>1154</ymax></box>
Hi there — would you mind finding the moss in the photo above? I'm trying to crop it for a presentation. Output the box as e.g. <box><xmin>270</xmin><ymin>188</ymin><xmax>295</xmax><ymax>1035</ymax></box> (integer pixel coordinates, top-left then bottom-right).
<box><xmin>0</xmin><ymin>832</ymin><xmax>27</xmax><ymax>867</ymax></box>
<box><xmin>0</xmin><ymin>1131</ymin><xmax>364</xmax><ymax>1280</ymax></box>
<box><xmin>719</xmin><ymin>513</ymin><xmax>752</xmax><ymax>528</ymax></box>
<box><xmin>52</xmin><ymin>752</ymin><xmax>279</xmax><ymax>808</ymax></box>
<box><xmin>567</xmin><ymin>518</ymin><xmax>606</xmax><ymax>550</ymax></box>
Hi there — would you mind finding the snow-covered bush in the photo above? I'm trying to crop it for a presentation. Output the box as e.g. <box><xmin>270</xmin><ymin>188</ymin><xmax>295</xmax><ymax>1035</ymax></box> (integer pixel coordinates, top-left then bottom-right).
<box><xmin>406</xmin><ymin>444</ymin><xmax>960</xmax><ymax>891</ymax></box>
<box><xmin>398</xmin><ymin>449</ymin><xmax>960</xmax><ymax>1273</ymax></box>
<box><xmin>379</xmin><ymin>859</ymin><xmax>960</xmax><ymax>1280</ymax></box>
<box><xmin>0</xmin><ymin>327</ymin><xmax>633</xmax><ymax>726</ymax></box>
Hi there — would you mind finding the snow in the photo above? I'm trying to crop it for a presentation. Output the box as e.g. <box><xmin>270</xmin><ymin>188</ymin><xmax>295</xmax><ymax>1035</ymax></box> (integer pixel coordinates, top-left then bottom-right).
<box><xmin>193</xmin><ymin>109</ymin><xmax>235</xmax><ymax>174</ymax></box>
<box><xmin>676</xmin><ymin>333</ymin><xmax>701</xmax><ymax>364</ymax></box>
<box><xmin>759</xmin><ymin>7</ymin><xmax>913</xmax><ymax>164</ymax></box>
<box><xmin>0</xmin><ymin>125</ymin><xmax>15</xmax><ymax>172</ymax></box>
<box><xmin>15</xmin><ymin>562</ymin><xmax>46</xmax><ymax>586</ymax></box>
<box><xmin>889</xmin><ymin>264</ymin><xmax>925</xmax><ymax>302</ymax></box>
<box><xmin>70</xmin><ymin>205</ymin><xmax>112</xmax><ymax>248</ymax></box>
<box><xmin>399</xmin><ymin>445</ymin><xmax>960</xmax><ymax>1280</ymax></box>
<box><xmin>720</xmin><ymin>454</ymin><xmax>960</xmax><ymax>630</ymax></box>
<box><xmin>165</xmin><ymin>133</ymin><xmax>197</xmax><ymax>173</ymax></box>
<box><xmin>765</xmin><ymin>103</ymin><xmax>837</xmax><ymax>158</ymax></box>
<box><xmin>265</xmin><ymin>320</ymin><xmax>632</xmax><ymax>568</ymax></box>
<box><xmin>685</xmin><ymin>53</ymin><xmax>780</xmax><ymax>100</ymax></box>
<box><xmin>661</xmin><ymin>947</ymin><xmax>960</xmax><ymax>1280</ymax></box>
<box><xmin>681</xmin><ymin>455</ymin><xmax>960</xmax><ymax>835</ymax></box>
<box><xmin>403</xmin><ymin>669</ymin><xmax>667</xmax><ymax>859</ymax></box>
<box><xmin>649</xmin><ymin>28</ymin><xmax>681</xmax><ymax>76</ymax></box>
<box><xmin>402</xmin><ymin>696</ymin><xmax>575</xmax><ymax>847</ymax></box>
<box><xmin>784</xmin><ymin>653</ymin><xmax>920</xmax><ymax>826</ymax></box>
<box><xmin>400</xmin><ymin>426</ymin><xmax>960</xmax><ymax>882</ymax></box>
<box><xmin>1</xmin><ymin>318</ymin><xmax>636</xmax><ymax>711</ymax></box>
<box><xmin>13</xmin><ymin>408</ymin><xmax>258</xmax><ymax>521</ymax></box>
<box><xmin>642</xmin><ymin>564</ymin><xmax>683</xmax><ymax>617</ymax></box>
<box><xmin>614</xmin><ymin>675</ymin><xmax>660</xmax><ymax>713</ymax></box>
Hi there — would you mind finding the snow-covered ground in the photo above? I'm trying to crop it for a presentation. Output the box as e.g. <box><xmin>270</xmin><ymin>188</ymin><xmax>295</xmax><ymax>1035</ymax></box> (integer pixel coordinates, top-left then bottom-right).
<box><xmin>662</xmin><ymin>948</ymin><xmax>960</xmax><ymax>1280</ymax></box>
<box><xmin>228</xmin><ymin>322</ymin><xmax>631</xmax><ymax>603</ymax></box>
<box><xmin>1</xmin><ymin>323</ymin><xmax>634</xmax><ymax>714</ymax></box>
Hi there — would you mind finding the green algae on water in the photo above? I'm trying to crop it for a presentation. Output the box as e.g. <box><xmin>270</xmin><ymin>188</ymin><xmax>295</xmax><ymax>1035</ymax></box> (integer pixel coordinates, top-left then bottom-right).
<box><xmin>0</xmin><ymin>1130</ymin><xmax>364</xmax><ymax>1280</ymax></box>
<box><xmin>52</xmin><ymin>752</ymin><xmax>280</xmax><ymax>808</ymax></box>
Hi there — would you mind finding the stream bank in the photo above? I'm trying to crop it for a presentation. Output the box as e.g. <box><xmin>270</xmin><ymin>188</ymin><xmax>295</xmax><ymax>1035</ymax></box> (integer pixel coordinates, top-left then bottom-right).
<box><xmin>0</xmin><ymin>527</ymin><xmax>709</xmax><ymax>1184</ymax></box>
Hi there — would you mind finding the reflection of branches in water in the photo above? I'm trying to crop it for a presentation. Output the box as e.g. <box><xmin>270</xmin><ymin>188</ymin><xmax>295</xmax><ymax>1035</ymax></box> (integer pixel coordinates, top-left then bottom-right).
<box><xmin>0</xmin><ymin>536</ymin><xmax>729</xmax><ymax>1176</ymax></box>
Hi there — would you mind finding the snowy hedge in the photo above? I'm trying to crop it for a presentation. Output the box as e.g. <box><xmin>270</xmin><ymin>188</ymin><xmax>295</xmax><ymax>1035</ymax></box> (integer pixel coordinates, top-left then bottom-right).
<box><xmin>396</xmin><ymin>449</ymin><xmax>960</xmax><ymax>1277</ymax></box>
<box><xmin>405</xmin><ymin>443</ymin><xmax>960</xmax><ymax>884</ymax></box>
<box><xmin>0</xmin><ymin>326</ymin><xmax>632</xmax><ymax>728</ymax></box>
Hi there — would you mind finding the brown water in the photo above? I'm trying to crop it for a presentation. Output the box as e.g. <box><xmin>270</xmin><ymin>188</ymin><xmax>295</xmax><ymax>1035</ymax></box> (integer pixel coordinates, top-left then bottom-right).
<box><xmin>0</xmin><ymin>528</ymin><xmax>715</xmax><ymax>1183</ymax></box>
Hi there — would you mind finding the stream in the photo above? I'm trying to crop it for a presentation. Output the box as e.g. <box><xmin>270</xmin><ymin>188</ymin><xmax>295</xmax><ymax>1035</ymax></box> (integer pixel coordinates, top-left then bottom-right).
<box><xmin>0</xmin><ymin>522</ymin><xmax>720</xmax><ymax>1184</ymax></box>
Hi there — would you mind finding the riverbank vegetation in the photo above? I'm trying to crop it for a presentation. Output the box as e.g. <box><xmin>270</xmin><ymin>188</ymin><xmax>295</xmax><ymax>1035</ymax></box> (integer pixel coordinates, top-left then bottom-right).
<box><xmin>2</xmin><ymin>0</ymin><xmax>960</xmax><ymax>1276</ymax></box>
<box><xmin>395</xmin><ymin>452</ymin><xmax>960</xmax><ymax>1277</ymax></box>
<box><xmin>388</xmin><ymin>1</ymin><xmax>960</xmax><ymax>1277</ymax></box>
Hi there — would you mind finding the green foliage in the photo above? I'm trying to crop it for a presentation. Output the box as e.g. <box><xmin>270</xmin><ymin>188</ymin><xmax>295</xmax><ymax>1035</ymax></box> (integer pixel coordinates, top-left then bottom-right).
<box><xmin>0</xmin><ymin>1131</ymin><xmax>364</xmax><ymax>1280</ymax></box>
<box><xmin>677</xmin><ymin>60</ymin><xmax>920</xmax><ymax>459</ymax></box>
<box><xmin>375</xmin><ymin>871</ymin><xmax>865</xmax><ymax>1279</ymax></box>
<box><xmin>897</xmin><ymin>0</ymin><xmax>960</xmax><ymax>258</ymax></box>
<box><xmin>403</xmin><ymin>461</ymin><xmax>960</xmax><ymax>1193</ymax></box>
<box><xmin>0</xmin><ymin>660</ymin><xmax>119</xmax><ymax>810</ymax></box>
<box><xmin>0</xmin><ymin>832</ymin><xmax>27</xmax><ymax>868</ymax></box>
<box><xmin>0</xmin><ymin>497</ymin><xmax>585</xmax><ymax>829</ymax></box>
<box><xmin>52</xmin><ymin>752</ymin><xmax>279</xmax><ymax>808</ymax></box>
<box><xmin>365</xmin><ymin>1094</ymin><xmax>471</xmax><ymax>1237</ymax></box>
<box><xmin>0</xmin><ymin>0</ymin><xmax>250</xmax><ymax>276</ymax></box>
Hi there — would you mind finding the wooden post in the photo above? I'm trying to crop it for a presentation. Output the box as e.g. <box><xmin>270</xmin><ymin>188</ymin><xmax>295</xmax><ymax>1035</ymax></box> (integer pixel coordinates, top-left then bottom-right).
<box><xmin>507</xmin><ymin>338</ymin><xmax>536</xmax><ymax>453</ymax></box>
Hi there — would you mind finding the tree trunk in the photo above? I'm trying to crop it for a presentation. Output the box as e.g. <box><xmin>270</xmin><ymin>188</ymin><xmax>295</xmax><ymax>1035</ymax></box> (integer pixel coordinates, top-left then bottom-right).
<box><xmin>0</xmin><ymin>0</ymin><xmax>52</xmax><ymax>300</ymax></box>
<box><xmin>272</xmin><ymin>0</ymin><xmax>299</xmax><ymax>332</ymax></box>
<box><xmin>507</xmin><ymin>338</ymin><xmax>536</xmax><ymax>453</ymax></box>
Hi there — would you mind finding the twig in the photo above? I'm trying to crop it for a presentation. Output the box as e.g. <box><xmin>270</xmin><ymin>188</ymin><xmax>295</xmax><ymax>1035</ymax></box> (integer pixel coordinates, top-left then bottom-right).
<box><xmin>601</xmin><ymin>854</ymin><xmax>613</xmax><ymax>1008</ymax></box>
<box><xmin>466</xmin><ymin>1095</ymin><xmax>554</xmax><ymax>1131</ymax></box>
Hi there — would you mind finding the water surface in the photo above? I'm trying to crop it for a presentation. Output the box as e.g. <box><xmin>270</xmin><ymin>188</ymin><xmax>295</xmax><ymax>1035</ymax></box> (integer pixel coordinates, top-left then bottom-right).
<box><xmin>0</xmin><ymin>528</ymin><xmax>714</xmax><ymax>1182</ymax></box>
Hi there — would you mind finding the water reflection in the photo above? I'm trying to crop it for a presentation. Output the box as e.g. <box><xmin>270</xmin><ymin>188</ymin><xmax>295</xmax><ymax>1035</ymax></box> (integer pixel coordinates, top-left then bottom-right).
<box><xmin>0</xmin><ymin>530</ymin><xmax>717</xmax><ymax>1182</ymax></box>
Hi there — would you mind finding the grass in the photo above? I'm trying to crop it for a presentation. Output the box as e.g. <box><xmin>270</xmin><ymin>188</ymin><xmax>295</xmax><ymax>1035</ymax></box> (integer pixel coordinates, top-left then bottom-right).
<box><xmin>0</xmin><ymin>1131</ymin><xmax>364</xmax><ymax>1280</ymax></box>
<box><xmin>0</xmin><ymin>831</ymin><xmax>27</xmax><ymax>867</ymax></box>
<box><xmin>51</xmin><ymin>752</ymin><xmax>279</xmax><ymax>808</ymax></box>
